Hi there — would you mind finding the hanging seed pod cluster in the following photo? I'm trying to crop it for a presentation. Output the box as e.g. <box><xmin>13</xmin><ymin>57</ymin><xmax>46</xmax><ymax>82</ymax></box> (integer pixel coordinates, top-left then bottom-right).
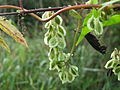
<box><xmin>105</xmin><ymin>48</ymin><xmax>120</xmax><ymax>80</ymax></box>
<box><xmin>86</xmin><ymin>9</ymin><xmax>103</xmax><ymax>35</ymax></box>
<box><xmin>42</xmin><ymin>11</ymin><xmax>78</xmax><ymax>83</ymax></box>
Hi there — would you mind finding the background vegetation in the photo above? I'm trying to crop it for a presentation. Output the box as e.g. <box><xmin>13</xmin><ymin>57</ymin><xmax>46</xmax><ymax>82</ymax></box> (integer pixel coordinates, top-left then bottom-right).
<box><xmin>0</xmin><ymin>0</ymin><xmax>120</xmax><ymax>90</ymax></box>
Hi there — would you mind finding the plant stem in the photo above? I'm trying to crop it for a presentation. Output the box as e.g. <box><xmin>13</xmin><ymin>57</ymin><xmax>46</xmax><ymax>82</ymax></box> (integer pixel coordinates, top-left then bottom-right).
<box><xmin>0</xmin><ymin>5</ymin><xmax>43</xmax><ymax>22</ymax></box>
<box><xmin>65</xmin><ymin>19</ymin><xmax>81</xmax><ymax>65</ymax></box>
<box><xmin>70</xmin><ymin>19</ymin><xmax>81</xmax><ymax>56</ymax></box>
<box><xmin>0</xmin><ymin>7</ymin><xmax>63</xmax><ymax>16</ymax></box>
<box><xmin>0</xmin><ymin>4</ymin><xmax>120</xmax><ymax>22</ymax></box>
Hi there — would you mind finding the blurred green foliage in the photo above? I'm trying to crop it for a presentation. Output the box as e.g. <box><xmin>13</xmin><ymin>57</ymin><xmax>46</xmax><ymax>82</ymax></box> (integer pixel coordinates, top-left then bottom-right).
<box><xmin>0</xmin><ymin>0</ymin><xmax>120</xmax><ymax>90</ymax></box>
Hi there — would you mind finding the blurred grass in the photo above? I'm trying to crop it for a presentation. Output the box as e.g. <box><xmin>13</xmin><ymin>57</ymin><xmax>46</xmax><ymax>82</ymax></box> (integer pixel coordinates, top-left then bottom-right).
<box><xmin>0</xmin><ymin>0</ymin><xmax>120</xmax><ymax>90</ymax></box>
<box><xmin>0</xmin><ymin>24</ymin><xmax>120</xmax><ymax>90</ymax></box>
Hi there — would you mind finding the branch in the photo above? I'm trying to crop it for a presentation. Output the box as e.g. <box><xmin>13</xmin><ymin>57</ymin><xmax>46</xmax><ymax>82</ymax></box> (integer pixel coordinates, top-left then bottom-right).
<box><xmin>0</xmin><ymin>4</ymin><xmax>120</xmax><ymax>22</ymax></box>
<box><xmin>0</xmin><ymin>6</ymin><xmax>63</xmax><ymax>16</ymax></box>
<box><xmin>0</xmin><ymin>5</ymin><xmax>44</xmax><ymax>22</ymax></box>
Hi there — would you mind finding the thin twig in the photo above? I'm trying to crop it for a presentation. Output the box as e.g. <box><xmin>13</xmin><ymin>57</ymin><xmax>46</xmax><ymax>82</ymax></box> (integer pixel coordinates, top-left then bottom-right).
<box><xmin>0</xmin><ymin>5</ymin><xmax>44</xmax><ymax>22</ymax></box>
<box><xmin>0</xmin><ymin>4</ymin><xmax>120</xmax><ymax>22</ymax></box>
<box><xmin>0</xmin><ymin>7</ymin><xmax>64</xmax><ymax>16</ymax></box>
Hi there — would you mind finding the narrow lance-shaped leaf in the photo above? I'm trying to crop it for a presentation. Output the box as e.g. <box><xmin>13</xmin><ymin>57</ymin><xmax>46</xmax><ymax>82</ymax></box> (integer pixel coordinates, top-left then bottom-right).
<box><xmin>0</xmin><ymin>16</ymin><xmax>28</xmax><ymax>48</ymax></box>
<box><xmin>83</xmin><ymin>13</ymin><xmax>92</xmax><ymax>26</ymax></box>
<box><xmin>76</xmin><ymin>26</ymin><xmax>91</xmax><ymax>46</ymax></box>
<box><xmin>0</xmin><ymin>37</ymin><xmax>10</xmax><ymax>52</ymax></box>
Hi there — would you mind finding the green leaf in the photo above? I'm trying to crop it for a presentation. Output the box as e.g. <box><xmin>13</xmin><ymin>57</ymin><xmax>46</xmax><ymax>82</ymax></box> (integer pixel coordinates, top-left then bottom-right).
<box><xmin>92</xmin><ymin>9</ymin><xmax>101</xmax><ymax>18</ymax></box>
<box><xmin>76</xmin><ymin>26</ymin><xmax>92</xmax><ymax>46</ymax></box>
<box><xmin>103</xmin><ymin>15</ymin><xmax>120</xmax><ymax>26</ymax></box>
<box><xmin>0</xmin><ymin>37</ymin><xmax>10</xmax><ymax>52</ymax></box>
<box><xmin>69</xmin><ymin>9</ymin><xmax>82</xmax><ymax>19</ymax></box>
<box><xmin>83</xmin><ymin>12</ymin><xmax>92</xmax><ymax>26</ymax></box>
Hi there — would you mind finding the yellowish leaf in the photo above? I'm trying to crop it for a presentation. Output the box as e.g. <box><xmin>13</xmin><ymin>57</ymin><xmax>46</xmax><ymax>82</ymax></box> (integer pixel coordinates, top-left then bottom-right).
<box><xmin>0</xmin><ymin>16</ymin><xmax>28</xmax><ymax>48</ymax></box>
<box><xmin>0</xmin><ymin>37</ymin><xmax>10</xmax><ymax>52</ymax></box>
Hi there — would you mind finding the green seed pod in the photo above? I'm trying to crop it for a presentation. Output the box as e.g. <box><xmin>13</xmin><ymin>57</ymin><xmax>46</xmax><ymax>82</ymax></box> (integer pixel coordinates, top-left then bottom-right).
<box><xmin>87</xmin><ymin>15</ymin><xmax>94</xmax><ymax>30</ymax></box>
<box><xmin>42</xmin><ymin>11</ymin><xmax>53</xmax><ymax>19</ymax></box>
<box><xmin>105</xmin><ymin>59</ymin><xmax>119</xmax><ymax>69</ymax></box>
<box><xmin>94</xmin><ymin>17</ymin><xmax>103</xmax><ymax>35</ymax></box>
<box><xmin>49</xmin><ymin>60</ymin><xmax>57</xmax><ymax>70</ymax></box>
<box><xmin>58</xmin><ymin>37</ymin><xmax>66</xmax><ymax>49</ymax></box>
<box><xmin>44</xmin><ymin>34</ymin><xmax>52</xmax><ymax>45</ymax></box>
<box><xmin>58</xmin><ymin>52</ymin><xmax>66</xmax><ymax>61</ymax></box>
<box><xmin>59</xmin><ymin>71</ymin><xmax>68</xmax><ymax>84</ymax></box>
<box><xmin>48</xmin><ymin>36</ymin><xmax>58</xmax><ymax>48</ymax></box>
<box><xmin>113</xmin><ymin>66</ymin><xmax>120</xmax><ymax>75</ymax></box>
<box><xmin>111</xmin><ymin>48</ymin><xmax>120</xmax><ymax>60</ymax></box>
<box><xmin>55</xmin><ymin>15</ymin><xmax>63</xmax><ymax>25</ymax></box>
<box><xmin>56</xmin><ymin>62</ymin><xmax>65</xmax><ymax>71</ymax></box>
<box><xmin>69</xmin><ymin>65</ymin><xmax>78</xmax><ymax>76</ymax></box>
<box><xmin>45</xmin><ymin>21</ymin><xmax>51</xmax><ymax>29</ymax></box>
<box><xmin>48</xmin><ymin>48</ymin><xmax>57</xmax><ymax>61</ymax></box>
<box><xmin>67</xmin><ymin>72</ymin><xmax>75</xmax><ymax>83</ymax></box>
<box><xmin>58</xmin><ymin>25</ymin><xmax>66</xmax><ymax>36</ymax></box>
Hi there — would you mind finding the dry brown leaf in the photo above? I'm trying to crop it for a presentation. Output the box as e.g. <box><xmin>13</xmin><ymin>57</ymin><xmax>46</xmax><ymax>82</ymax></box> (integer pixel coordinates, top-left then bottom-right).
<box><xmin>0</xmin><ymin>37</ymin><xmax>10</xmax><ymax>52</ymax></box>
<box><xmin>0</xmin><ymin>16</ymin><xmax>28</xmax><ymax>48</ymax></box>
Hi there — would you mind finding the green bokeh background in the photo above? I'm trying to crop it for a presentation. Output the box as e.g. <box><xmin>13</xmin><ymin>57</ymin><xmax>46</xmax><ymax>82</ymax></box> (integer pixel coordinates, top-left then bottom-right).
<box><xmin>0</xmin><ymin>0</ymin><xmax>120</xmax><ymax>90</ymax></box>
